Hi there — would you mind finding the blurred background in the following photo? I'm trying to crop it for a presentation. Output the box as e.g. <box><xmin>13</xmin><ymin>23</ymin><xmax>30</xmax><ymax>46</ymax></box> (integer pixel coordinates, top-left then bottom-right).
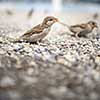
<box><xmin>0</xmin><ymin>0</ymin><xmax>100</xmax><ymax>13</ymax></box>
<box><xmin>0</xmin><ymin>0</ymin><xmax>100</xmax><ymax>34</ymax></box>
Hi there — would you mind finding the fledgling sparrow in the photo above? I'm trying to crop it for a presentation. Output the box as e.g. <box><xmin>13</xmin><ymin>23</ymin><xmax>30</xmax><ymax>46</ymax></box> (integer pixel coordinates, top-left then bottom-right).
<box><xmin>18</xmin><ymin>16</ymin><xmax>59</xmax><ymax>43</ymax></box>
<box><xmin>60</xmin><ymin>21</ymin><xmax>98</xmax><ymax>37</ymax></box>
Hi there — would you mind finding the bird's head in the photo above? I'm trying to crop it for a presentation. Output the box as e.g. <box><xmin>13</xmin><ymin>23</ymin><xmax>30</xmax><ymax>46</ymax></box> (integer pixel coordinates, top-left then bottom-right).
<box><xmin>88</xmin><ymin>21</ymin><xmax>98</xmax><ymax>28</ymax></box>
<box><xmin>42</xmin><ymin>16</ymin><xmax>58</xmax><ymax>27</ymax></box>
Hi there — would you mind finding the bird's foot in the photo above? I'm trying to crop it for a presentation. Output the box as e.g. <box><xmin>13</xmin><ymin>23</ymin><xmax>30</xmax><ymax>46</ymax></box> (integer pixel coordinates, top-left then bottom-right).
<box><xmin>78</xmin><ymin>34</ymin><xmax>88</xmax><ymax>38</ymax></box>
<box><xmin>37</xmin><ymin>40</ymin><xmax>43</xmax><ymax>46</ymax></box>
<box><xmin>29</xmin><ymin>40</ymin><xmax>42</xmax><ymax>45</ymax></box>
<box><xmin>75</xmin><ymin>33</ymin><xmax>80</xmax><ymax>39</ymax></box>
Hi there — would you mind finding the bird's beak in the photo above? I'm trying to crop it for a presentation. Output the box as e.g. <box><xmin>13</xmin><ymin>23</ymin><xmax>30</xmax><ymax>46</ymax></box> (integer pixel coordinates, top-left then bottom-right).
<box><xmin>95</xmin><ymin>25</ymin><xmax>98</xmax><ymax>28</ymax></box>
<box><xmin>54</xmin><ymin>18</ymin><xmax>59</xmax><ymax>22</ymax></box>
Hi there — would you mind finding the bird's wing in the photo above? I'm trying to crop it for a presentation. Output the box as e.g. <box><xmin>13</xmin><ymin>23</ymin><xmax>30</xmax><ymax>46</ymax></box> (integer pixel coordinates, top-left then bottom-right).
<box><xmin>69</xmin><ymin>24</ymin><xmax>87</xmax><ymax>34</ymax></box>
<box><xmin>71</xmin><ymin>24</ymin><xmax>87</xmax><ymax>29</ymax></box>
<box><xmin>70</xmin><ymin>25</ymin><xmax>81</xmax><ymax>33</ymax></box>
<box><xmin>22</xmin><ymin>24</ymin><xmax>43</xmax><ymax>38</ymax></box>
<box><xmin>78</xmin><ymin>24</ymin><xmax>87</xmax><ymax>29</ymax></box>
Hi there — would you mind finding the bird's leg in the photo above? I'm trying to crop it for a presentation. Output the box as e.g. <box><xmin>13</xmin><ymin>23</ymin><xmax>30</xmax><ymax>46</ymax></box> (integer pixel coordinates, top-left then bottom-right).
<box><xmin>29</xmin><ymin>40</ymin><xmax>42</xmax><ymax>45</ymax></box>
<box><xmin>37</xmin><ymin>41</ymin><xmax>40</xmax><ymax>45</ymax></box>
<box><xmin>37</xmin><ymin>40</ymin><xmax>42</xmax><ymax>45</ymax></box>
<box><xmin>29</xmin><ymin>41</ymin><xmax>38</xmax><ymax>45</ymax></box>
<box><xmin>39</xmin><ymin>39</ymin><xmax>42</xmax><ymax>42</ymax></box>
<box><xmin>75</xmin><ymin>32</ymin><xmax>80</xmax><ymax>39</ymax></box>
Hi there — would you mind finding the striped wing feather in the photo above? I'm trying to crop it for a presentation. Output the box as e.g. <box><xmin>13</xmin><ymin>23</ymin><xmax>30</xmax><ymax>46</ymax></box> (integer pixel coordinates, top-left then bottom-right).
<box><xmin>70</xmin><ymin>24</ymin><xmax>87</xmax><ymax>33</ymax></box>
<box><xmin>22</xmin><ymin>24</ymin><xmax>43</xmax><ymax>38</ymax></box>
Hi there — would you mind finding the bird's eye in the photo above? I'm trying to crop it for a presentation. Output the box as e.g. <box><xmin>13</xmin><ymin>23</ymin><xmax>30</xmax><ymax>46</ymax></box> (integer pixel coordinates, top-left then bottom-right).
<box><xmin>93</xmin><ymin>23</ymin><xmax>96</xmax><ymax>26</ymax></box>
<box><xmin>49</xmin><ymin>19</ymin><xmax>53</xmax><ymax>21</ymax></box>
<box><xmin>92</xmin><ymin>22</ymin><xmax>95</xmax><ymax>25</ymax></box>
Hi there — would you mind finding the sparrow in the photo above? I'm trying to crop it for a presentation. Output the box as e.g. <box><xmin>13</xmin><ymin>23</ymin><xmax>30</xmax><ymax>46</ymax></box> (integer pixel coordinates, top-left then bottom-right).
<box><xmin>60</xmin><ymin>21</ymin><xmax>98</xmax><ymax>37</ymax></box>
<box><xmin>18</xmin><ymin>16</ymin><xmax>59</xmax><ymax>43</ymax></box>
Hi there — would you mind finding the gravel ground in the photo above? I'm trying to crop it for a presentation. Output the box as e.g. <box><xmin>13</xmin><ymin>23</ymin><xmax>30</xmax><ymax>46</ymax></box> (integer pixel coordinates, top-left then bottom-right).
<box><xmin>0</xmin><ymin>9</ymin><xmax>100</xmax><ymax>100</ymax></box>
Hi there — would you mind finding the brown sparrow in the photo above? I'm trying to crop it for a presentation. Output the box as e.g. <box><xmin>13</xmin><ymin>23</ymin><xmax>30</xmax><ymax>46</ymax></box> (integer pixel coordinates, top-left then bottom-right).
<box><xmin>18</xmin><ymin>16</ymin><xmax>59</xmax><ymax>43</ymax></box>
<box><xmin>60</xmin><ymin>21</ymin><xmax>98</xmax><ymax>37</ymax></box>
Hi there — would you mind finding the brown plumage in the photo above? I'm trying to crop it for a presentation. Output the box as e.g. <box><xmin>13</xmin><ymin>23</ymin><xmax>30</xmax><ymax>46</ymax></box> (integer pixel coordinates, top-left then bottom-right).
<box><xmin>60</xmin><ymin>21</ymin><xmax>98</xmax><ymax>37</ymax></box>
<box><xmin>18</xmin><ymin>16</ymin><xmax>58</xmax><ymax>43</ymax></box>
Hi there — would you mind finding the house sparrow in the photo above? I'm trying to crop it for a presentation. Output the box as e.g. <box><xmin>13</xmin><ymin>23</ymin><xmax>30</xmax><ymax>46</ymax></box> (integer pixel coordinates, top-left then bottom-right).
<box><xmin>18</xmin><ymin>16</ymin><xmax>59</xmax><ymax>43</ymax></box>
<box><xmin>60</xmin><ymin>21</ymin><xmax>98</xmax><ymax>37</ymax></box>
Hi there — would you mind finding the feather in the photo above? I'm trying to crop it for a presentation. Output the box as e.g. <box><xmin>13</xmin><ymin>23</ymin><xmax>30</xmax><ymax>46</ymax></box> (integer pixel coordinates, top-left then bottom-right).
<box><xmin>21</xmin><ymin>24</ymin><xmax>44</xmax><ymax>38</ymax></box>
